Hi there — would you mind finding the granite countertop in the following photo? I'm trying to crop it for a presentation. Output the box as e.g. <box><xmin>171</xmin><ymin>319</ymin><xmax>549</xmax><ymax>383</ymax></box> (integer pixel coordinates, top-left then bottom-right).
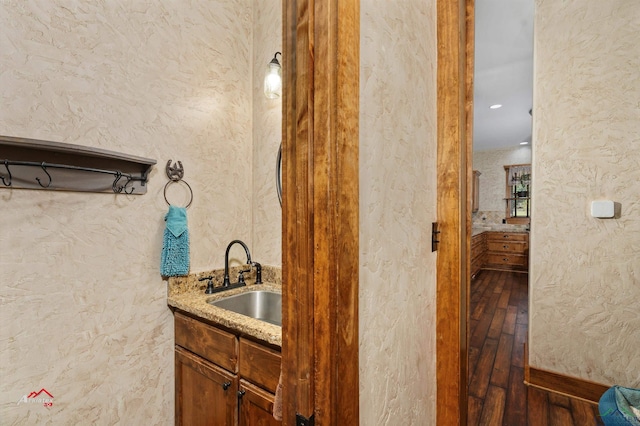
<box><xmin>472</xmin><ymin>225</ymin><xmax>529</xmax><ymax>236</ymax></box>
<box><xmin>168</xmin><ymin>269</ymin><xmax>282</xmax><ymax>348</ymax></box>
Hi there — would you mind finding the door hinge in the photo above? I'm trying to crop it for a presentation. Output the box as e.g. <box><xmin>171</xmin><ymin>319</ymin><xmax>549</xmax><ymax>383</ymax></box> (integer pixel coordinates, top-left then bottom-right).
<box><xmin>432</xmin><ymin>222</ymin><xmax>440</xmax><ymax>252</ymax></box>
<box><xmin>296</xmin><ymin>413</ymin><xmax>315</xmax><ymax>426</ymax></box>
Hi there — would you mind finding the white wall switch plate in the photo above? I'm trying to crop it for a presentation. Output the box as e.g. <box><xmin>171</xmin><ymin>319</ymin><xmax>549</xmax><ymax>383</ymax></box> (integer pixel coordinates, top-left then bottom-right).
<box><xmin>591</xmin><ymin>200</ymin><xmax>615</xmax><ymax>218</ymax></box>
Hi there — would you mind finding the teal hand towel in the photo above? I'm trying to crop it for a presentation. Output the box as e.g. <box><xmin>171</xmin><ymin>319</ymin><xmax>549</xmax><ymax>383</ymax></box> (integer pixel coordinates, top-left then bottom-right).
<box><xmin>161</xmin><ymin>205</ymin><xmax>189</xmax><ymax>277</ymax></box>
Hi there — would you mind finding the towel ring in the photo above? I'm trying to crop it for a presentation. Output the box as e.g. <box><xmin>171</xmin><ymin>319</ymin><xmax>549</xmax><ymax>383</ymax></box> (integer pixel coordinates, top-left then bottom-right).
<box><xmin>164</xmin><ymin>159</ymin><xmax>193</xmax><ymax>208</ymax></box>
<box><xmin>164</xmin><ymin>179</ymin><xmax>193</xmax><ymax>208</ymax></box>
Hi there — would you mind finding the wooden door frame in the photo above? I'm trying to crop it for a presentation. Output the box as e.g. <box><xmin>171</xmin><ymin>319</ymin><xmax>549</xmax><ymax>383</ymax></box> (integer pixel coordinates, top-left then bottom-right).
<box><xmin>281</xmin><ymin>0</ymin><xmax>471</xmax><ymax>424</ymax></box>
<box><xmin>436</xmin><ymin>0</ymin><xmax>474</xmax><ymax>424</ymax></box>
<box><xmin>281</xmin><ymin>1</ymin><xmax>360</xmax><ymax>425</ymax></box>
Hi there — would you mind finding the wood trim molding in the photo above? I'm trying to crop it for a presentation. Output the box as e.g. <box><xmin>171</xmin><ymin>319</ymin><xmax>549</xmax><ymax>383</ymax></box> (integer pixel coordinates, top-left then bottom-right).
<box><xmin>282</xmin><ymin>1</ymin><xmax>360</xmax><ymax>425</ymax></box>
<box><xmin>436</xmin><ymin>0</ymin><xmax>472</xmax><ymax>424</ymax></box>
<box><xmin>464</xmin><ymin>0</ymin><xmax>475</xmax><ymax>423</ymax></box>
<box><xmin>282</xmin><ymin>1</ymin><xmax>313</xmax><ymax>421</ymax></box>
<box><xmin>312</xmin><ymin>1</ymin><xmax>360</xmax><ymax>424</ymax></box>
<box><xmin>525</xmin><ymin>366</ymin><xmax>610</xmax><ymax>404</ymax></box>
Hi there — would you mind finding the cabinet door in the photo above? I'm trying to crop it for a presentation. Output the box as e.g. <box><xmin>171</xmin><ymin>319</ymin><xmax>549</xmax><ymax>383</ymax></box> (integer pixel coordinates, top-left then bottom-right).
<box><xmin>176</xmin><ymin>346</ymin><xmax>238</xmax><ymax>426</ymax></box>
<box><xmin>239</xmin><ymin>381</ymin><xmax>281</xmax><ymax>426</ymax></box>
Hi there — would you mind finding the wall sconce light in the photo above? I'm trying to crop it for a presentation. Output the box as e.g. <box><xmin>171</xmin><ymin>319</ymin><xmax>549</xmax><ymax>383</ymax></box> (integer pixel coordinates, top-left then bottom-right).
<box><xmin>264</xmin><ymin>52</ymin><xmax>282</xmax><ymax>99</ymax></box>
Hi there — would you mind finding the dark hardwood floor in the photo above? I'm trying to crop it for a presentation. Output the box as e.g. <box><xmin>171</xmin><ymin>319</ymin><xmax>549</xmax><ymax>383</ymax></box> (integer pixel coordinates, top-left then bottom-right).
<box><xmin>467</xmin><ymin>269</ymin><xmax>604</xmax><ymax>426</ymax></box>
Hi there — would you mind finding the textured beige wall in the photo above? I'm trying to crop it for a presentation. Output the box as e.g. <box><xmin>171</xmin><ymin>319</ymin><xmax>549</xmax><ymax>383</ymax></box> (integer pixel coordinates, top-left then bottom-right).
<box><xmin>0</xmin><ymin>1</ymin><xmax>280</xmax><ymax>423</ymax></box>
<box><xmin>530</xmin><ymin>0</ymin><xmax>640</xmax><ymax>387</ymax></box>
<box><xmin>252</xmin><ymin>1</ymin><xmax>282</xmax><ymax>267</ymax></box>
<box><xmin>473</xmin><ymin>146</ymin><xmax>532</xmax><ymax>215</ymax></box>
<box><xmin>360</xmin><ymin>1</ymin><xmax>437</xmax><ymax>424</ymax></box>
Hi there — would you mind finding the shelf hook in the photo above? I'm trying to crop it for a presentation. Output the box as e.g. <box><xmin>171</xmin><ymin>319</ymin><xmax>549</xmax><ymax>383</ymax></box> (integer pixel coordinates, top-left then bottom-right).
<box><xmin>1</xmin><ymin>160</ymin><xmax>12</xmax><ymax>187</ymax></box>
<box><xmin>122</xmin><ymin>176</ymin><xmax>135</xmax><ymax>194</ymax></box>
<box><xmin>112</xmin><ymin>172</ymin><xmax>135</xmax><ymax>194</ymax></box>
<box><xmin>112</xmin><ymin>171</ymin><xmax>124</xmax><ymax>193</ymax></box>
<box><xmin>35</xmin><ymin>162</ymin><xmax>52</xmax><ymax>188</ymax></box>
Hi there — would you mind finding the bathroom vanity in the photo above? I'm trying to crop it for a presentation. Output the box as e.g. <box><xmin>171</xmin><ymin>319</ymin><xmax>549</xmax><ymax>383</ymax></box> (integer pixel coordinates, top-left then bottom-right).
<box><xmin>168</xmin><ymin>274</ymin><xmax>282</xmax><ymax>426</ymax></box>
<box><xmin>173</xmin><ymin>312</ymin><xmax>281</xmax><ymax>425</ymax></box>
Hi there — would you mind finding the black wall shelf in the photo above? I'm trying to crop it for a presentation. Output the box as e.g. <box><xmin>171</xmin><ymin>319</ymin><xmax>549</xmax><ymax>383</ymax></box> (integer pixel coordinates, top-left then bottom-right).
<box><xmin>0</xmin><ymin>135</ymin><xmax>156</xmax><ymax>195</ymax></box>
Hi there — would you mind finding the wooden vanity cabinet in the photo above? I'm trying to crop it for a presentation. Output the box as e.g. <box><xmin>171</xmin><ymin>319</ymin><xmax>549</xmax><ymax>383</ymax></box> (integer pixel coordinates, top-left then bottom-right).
<box><xmin>484</xmin><ymin>232</ymin><xmax>529</xmax><ymax>272</ymax></box>
<box><xmin>174</xmin><ymin>311</ymin><xmax>282</xmax><ymax>426</ymax></box>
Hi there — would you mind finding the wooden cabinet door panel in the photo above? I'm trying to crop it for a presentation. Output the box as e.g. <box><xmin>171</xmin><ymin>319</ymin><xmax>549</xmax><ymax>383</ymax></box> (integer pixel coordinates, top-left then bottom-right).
<box><xmin>471</xmin><ymin>233</ymin><xmax>485</xmax><ymax>250</ymax></box>
<box><xmin>471</xmin><ymin>260</ymin><xmax>481</xmax><ymax>278</ymax></box>
<box><xmin>239</xmin><ymin>380</ymin><xmax>281</xmax><ymax>426</ymax></box>
<box><xmin>471</xmin><ymin>233</ymin><xmax>487</xmax><ymax>278</ymax></box>
<box><xmin>175</xmin><ymin>346</ymin><xmax>238</xmax><ymax>426</ymax></box>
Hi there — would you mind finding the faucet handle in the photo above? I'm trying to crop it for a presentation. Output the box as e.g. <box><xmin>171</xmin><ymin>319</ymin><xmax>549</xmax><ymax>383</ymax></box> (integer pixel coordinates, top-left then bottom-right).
<box><xmin>237</xmin><ymin>268</ymin><xmax>250</xmax><ymax>285</ymax></box>
<box><xmin>252</xmin><ymin>262</ymin><xmax>263</xmax><ymax>284</ymax></box>
<box><xmin>198</xmin><ymin>276</ymin><xmax>215</xmax><ymax>294</ymax></box>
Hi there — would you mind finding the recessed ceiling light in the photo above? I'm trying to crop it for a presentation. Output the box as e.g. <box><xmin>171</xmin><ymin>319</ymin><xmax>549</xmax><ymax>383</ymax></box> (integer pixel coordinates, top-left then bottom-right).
<box><xmin>520</xmin><ymin>141</ymin><xmax>529</xmax><ymax>145</ymax></box>
<box><xmin>490</xmin><ymin>104</ymin><xmax>502</xmax><ymax>109</ymax></box>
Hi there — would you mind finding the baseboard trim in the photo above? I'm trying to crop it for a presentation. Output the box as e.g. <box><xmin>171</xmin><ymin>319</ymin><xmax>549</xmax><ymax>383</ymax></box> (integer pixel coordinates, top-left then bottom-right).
<box><xmin>525</xmin><ymin>364</ymin><xmax>610</xmax><ymax>404</ymax></box>
<box><xmin>480</xmin><ymin>266</ymin><xmax>528</xmax><ymax>274</ymax></box>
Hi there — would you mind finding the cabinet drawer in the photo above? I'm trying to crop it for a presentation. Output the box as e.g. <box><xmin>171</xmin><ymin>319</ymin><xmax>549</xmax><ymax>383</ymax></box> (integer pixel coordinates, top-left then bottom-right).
<box><xmin>487</xmin><ymin>232</ymin><xmax>528</xmax><ymax>242</ymax></box>
<box><xmin>175</xmin><ymin>312</ymin><xmax>238</xmax><ymax>372</ymax></box>
<box><xmin>239</xmin><ymin>338</ymin><xmax>281</xmax><ymax>394</ymax></box>
<box><xmin>487</xmin><ymin>241</ymin><xmax>527</xmax><ymax>254</ymax></box>
<box><xmin>486</xmin><ymin>253</ymin><xmax>527</xmax><ymax>267</ymax></box>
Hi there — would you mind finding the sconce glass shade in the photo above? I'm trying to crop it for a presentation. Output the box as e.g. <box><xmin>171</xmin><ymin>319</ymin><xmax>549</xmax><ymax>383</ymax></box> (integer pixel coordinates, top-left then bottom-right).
<box><xmin>264</xmin><ymin>52</ymin><xmax>282</xmax><ymax>99</ymax></box>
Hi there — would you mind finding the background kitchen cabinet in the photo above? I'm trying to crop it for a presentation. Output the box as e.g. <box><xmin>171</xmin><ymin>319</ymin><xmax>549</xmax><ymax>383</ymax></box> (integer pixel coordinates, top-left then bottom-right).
<box><xmin>471</xmin><ymin>232</ymin><xmax>487</xmax><ymax>278</ymax></box>
<box><xmin>484</xmin><ymin>232</ymin><xmax>529</xmax><ymax>272</ymax></box>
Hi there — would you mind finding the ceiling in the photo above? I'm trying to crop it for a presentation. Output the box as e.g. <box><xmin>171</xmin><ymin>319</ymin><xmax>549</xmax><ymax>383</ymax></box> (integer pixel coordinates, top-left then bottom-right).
<box><xmin>473</xmin><ymin>0</ymin><xmax>534</xmax><ymax>151</ymax></box>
